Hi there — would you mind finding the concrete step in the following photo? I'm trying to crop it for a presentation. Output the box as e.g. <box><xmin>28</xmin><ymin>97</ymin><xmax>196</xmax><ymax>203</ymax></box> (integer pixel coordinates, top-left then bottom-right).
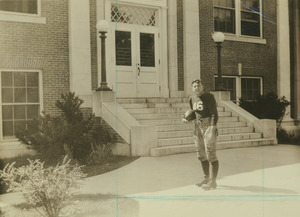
<box><xmin>126</xmin><ymin>107</ymin><xmax>225</xmax><ymax>114</ymax></box>
<box><xmin>157</xmin><ymin>122</ymin><xmax>249</xmax><ymax>131</ymax></box>
<box><xmin>158</xmin><ymin>126</ymin><xmax>255</xmax><ymax>138</ymax></box>
<box><xmin>150</xmin><ymin>138</ymin><xmax>277</xmax><ymax>156</ymax></box>
<box><xmin>139</xmin><ymin>116</ymin><xmax>239</xmax><ymax>125</ymax></box>
<box><xmin>158</xmin><ymin>132</ymin><xmax>262</xmax><ymax>147</ymax></box>
<box><xmin>117</xmin><ymin>97</ymin><xmax>189</xmax><ymax>104</ymax></box>
<box><xmin>120</xmin><ymin>102</ymin><xmax>206</xmax><ymax>109</ymax></box>
<box><xmin>132</xmin><ymin>111</ymin><xmax>232</xmax><ymax>120</ymax></box>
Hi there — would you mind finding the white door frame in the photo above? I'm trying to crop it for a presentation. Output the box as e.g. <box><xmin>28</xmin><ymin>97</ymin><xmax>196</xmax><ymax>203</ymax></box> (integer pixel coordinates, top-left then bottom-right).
<box><xmin>103</xmin><ymin>1</ymin><xmax>168</xmax><ymax>98</ymax></box>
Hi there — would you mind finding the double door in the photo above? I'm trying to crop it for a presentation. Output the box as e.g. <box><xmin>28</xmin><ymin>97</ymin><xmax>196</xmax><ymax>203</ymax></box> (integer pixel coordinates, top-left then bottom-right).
<box><xmin>113</xmin><ymin>24</ymin><xmax>160</xmax><ymax>97</ymax></box>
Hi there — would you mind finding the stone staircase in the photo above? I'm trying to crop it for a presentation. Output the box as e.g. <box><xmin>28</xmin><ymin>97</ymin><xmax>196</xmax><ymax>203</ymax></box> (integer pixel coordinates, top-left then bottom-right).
<box><xmin>117</xmin><ymin>98</ymin><xmax>277</xmax><ymax>156</ymax></box>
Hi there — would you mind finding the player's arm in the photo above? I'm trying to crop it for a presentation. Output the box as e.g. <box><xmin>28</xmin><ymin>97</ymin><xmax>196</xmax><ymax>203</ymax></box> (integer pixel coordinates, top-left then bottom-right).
<box><xmin>209</xmin><ymin>95</ymin><xmax>218</xmax><ymax>126</ymax></box>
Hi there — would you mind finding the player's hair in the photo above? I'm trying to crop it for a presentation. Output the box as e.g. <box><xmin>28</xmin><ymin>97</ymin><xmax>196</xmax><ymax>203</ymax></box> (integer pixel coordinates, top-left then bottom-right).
<box><xmin>191</xmin><ymin>79</ymin><xmax>201</xmax><ymax>85</ymax></box>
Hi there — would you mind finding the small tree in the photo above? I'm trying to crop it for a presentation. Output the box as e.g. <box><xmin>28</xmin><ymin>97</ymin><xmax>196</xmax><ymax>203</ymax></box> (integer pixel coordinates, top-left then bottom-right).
<box><xmin>0</xmin><ymin>156</ymin><xmax>85</xmax><ymax>217</ymax></box>
<box><xmin>17</xmin><ymin>92</ymin><xmax>115</xmax><ymax>164</ymax></box>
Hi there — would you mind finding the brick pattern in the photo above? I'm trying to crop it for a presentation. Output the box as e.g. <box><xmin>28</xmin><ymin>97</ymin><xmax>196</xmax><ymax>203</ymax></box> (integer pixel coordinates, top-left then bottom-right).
<box><xmin>198</xmin><ymin>0</ymin><xmax>277</xmax><ymax>94</ymax></box>
<box><xmin>90</xmin><ymin>0</ymin><xmax>98</xmax><ymax>90</ymax></box>
<box><xmin>177</xmin><ymin>0</ymin><xmax>184</xmax><ymax>91</ymax></box>
<box><xmin>0</xmin><ymin>0</ymin><xmax>70</xmax><ymax>115</ymax></box>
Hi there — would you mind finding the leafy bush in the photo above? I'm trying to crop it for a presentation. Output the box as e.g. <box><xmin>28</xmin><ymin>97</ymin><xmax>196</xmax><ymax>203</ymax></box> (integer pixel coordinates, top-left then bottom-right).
<box><xmin>0</xmin><ymin>159</ymin><xmax>7</xmax><ymax>194</ymax></box>
<box><xmin>277</xmin><ymin>128</ymin><xmax>300</xmax><ymax>145</ymax></box>
<box><xmin>0</xmin><ymin>156</ymin><xmax>86</xmax><ymax>217</ymax></box>
<box><xmin>17</xmin><ymin>92</ymin><xmax>115</xmax><ymax>164</ymax></box>
<box><xmin>239</xmin><ymin>92</ymin><xmax>290</xmax><ymax>129</ymax></box>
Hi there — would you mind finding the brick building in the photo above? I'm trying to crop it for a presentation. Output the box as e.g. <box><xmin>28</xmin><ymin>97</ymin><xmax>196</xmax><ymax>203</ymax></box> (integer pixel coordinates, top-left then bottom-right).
<box><xmin>0</xmin><ymin>0</ymin><xmax>298</xmax><ymax>157</ymax></box>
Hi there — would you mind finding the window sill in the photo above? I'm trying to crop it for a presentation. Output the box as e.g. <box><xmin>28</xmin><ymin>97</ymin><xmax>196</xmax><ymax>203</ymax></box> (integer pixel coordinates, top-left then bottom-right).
<box><xmin>0</xmin><ymin>12</ymin><xmax>46</xmax><ymax>24</ymax></box>
<box><xmin>224</xmin><ymin>34</ymin><xmax>266</xmax><ymax>44</ymax></box>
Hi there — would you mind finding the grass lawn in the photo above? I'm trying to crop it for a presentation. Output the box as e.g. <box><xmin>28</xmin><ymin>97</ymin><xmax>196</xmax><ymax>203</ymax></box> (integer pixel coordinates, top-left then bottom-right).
<box><xmin>0</xmin><ymin>154</ymin><xmax>139</xmax><ymax>194</ymax></box>
<box><xmin>1</xmin><ymin>154</ymin><xmax>140</xmax><ymax>178</ymax></box>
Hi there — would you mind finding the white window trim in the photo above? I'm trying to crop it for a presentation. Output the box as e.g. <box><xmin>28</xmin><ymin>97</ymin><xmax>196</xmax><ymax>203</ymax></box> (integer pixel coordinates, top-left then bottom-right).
<box><xmin>0</xmin><ymin>0</ymin><xmax>46</xmax><ymax>24</ymax></box>
<box><xmin>215</xmin><ymin>0</ymin><xmax>265</xmax><ymax>44</ymax></box>
<box><xmin>0</xmin><ymin>69</ymin><xmax>43</xmax><ymax>141</ymax></box>
<box><xmin>214</xmin><ymin>75</ymin><xmax>263</xmax><ymax>102</ymax></box>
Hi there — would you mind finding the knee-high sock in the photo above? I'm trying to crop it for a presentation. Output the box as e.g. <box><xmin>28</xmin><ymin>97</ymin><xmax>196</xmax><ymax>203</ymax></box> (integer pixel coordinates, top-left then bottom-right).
<box><xmin>201</xmin><ymin>160</ymin><xmax>210</xmax><ymax>178</ymax></box>
<box><xmin>211</xmin><ymin>160</ymin><xmax>219</xmax><ymax>181</ymax></box>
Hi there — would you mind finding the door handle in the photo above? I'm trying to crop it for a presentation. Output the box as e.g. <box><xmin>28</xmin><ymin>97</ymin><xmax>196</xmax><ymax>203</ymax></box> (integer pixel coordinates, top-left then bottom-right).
<box><xmin>137</xmin><ymin>63</ymin><xmax>140</xmax><ymax>76</ymax></box>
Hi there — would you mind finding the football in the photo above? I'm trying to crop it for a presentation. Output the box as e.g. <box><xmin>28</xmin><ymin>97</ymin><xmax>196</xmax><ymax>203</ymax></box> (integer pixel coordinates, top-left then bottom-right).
<box><xmin>183</xmin><ymin>109</ymin><xmax>196</xmax><ymax>121</ymax></box>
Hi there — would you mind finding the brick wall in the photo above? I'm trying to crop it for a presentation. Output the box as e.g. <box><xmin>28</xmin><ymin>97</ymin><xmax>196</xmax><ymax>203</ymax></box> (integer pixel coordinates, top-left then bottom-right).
<box><xmin>199</xmin><ymin>0</ymin><xmax>277</xmax><ymax>94</ymax></box>
<box><xmin>177</xmin><ymin>0</ymin><xmax>184</xmax><ymax>91</ymax></box>
<box><xmin>0</xmin><ymin>0</ymin><xmax>70</xmax><ymax>116</ymax></box>
<box><xmin>90</xmin><ymin>0</ymin><xmax>98</xmax><ymax>90</ymax></box>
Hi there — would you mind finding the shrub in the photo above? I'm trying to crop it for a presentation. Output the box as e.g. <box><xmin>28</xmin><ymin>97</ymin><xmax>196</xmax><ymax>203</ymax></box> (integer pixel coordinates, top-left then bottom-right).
<box><xmin>239</xmin><ymin>92</ymin><xmax>290</xmax><ymax>129</ymax></box>
<box><xmin>17</xmin><ymin>92</ymin><xmax>115</xmax><ymax>164</ymax></box>
<box><xmin>277</xmin><ymin>128</ymin><xmax>300</xmax><ymax>145</ymax></box>
<box><xmin>0</xmin><ymin>159</ymin><xmax>7</xmax><ymax>194</ymax></box>
<box><xmin>0</xmin><ymin>156</ymin><xmax>85</xmax><ymax>217</ymax></box>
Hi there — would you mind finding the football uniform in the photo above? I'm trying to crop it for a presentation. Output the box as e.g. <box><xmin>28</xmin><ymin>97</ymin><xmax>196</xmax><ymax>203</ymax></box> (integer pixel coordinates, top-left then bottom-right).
<box><xmin>189</xmin><ymin>92</ymin><xmax>218</xmax><ymax>162</ymax></box>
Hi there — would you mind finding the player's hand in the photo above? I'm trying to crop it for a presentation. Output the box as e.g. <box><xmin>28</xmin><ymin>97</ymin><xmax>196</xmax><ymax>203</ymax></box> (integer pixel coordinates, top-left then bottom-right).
<box><xmin>211</xmin><ymin>125</ymin><xmax>218</xmax><ymax>136</ymax></box>
<box><xmin>182</xmin><ymin>117</ymin><xmax>189</xmax><ymax>123</ymax></box>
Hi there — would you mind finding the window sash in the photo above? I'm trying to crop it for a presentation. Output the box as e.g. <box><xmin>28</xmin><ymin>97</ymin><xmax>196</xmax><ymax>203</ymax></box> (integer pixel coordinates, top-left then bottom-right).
<box><xmin>0</xmin><ymin>0</ymin><xmax>39</xmax><ymax>15</ymax></box>
<box><xmin>214</xmin><ymin>0</ymin><xmax>262</xmax><ymax>38</ymax></box>
<box><xmin>214</xmin><ymin>75</ymin><xmax>262</xmax><ymax>102</ymax></box>
<box><xmin>1</xmin><ymin>71</ymin><xmax>40</xmax><ymax>139</ymax></box>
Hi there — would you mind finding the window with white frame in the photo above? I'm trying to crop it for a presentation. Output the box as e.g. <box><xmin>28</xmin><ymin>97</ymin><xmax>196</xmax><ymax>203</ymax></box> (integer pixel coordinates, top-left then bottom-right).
<box><xmin>214</xmin><ymin>75</ymin><xmax>262</xmax><ymax>102</ymax></box>
<box><xmin>214</xmin><ymin>0</ymin><xmax>262</xmax><ymax>37</ymax></box>
<box><xmin>0</xmin><ymin>0</ymin><xmax>38</xmax><ymax>15</ymax></box>
<box><xmin>1</xmin><ymin>71</ymin><xmax>41</xmax><ymax>139</ymax></box>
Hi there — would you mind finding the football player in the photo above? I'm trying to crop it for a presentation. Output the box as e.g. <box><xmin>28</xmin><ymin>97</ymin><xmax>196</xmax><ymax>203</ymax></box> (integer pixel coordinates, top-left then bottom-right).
<box><xmin>182</xmin><ymin>79</ymin><xmax>219</xmax><ymax>190</ymax></box>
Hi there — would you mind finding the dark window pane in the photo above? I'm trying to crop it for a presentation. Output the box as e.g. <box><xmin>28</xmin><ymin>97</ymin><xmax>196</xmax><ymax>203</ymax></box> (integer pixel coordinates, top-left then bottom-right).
<box><xmin>219</xmin><ymin>0</ymin><xmax>227</xmax><ymax>7</ymax></box>
<box><xmin>214</xmin><ymin>8</ymin><xmax>235</xmax><ymax>34</ymax></box>
<box><xmin>1</xmin><ymin>72</ymin><xmax>12</xmax><ymax>86</ymax></box>
<box><xmin>14</xmin><ymin>88</ymin><xmax>26</xmax><ymax>102</ymax></box>
<box><xmin>215</xmin><ymin>77</ymin><xmax>236</xmax><ymax>101</ymax></box>
<box><xmin>15</xmin><ymin>121</ymin><xmax>26</xmax><ymax>135</ymax></box>
<box><xmin>14</xmin><ymin>105</ymin><xmax>26</xmax><ymax>120</ymax></box>
<box><xmin>27</xmin><ymin>105</ymin><xmax>39</xmax><ymax>119</ymax></box>
<box><xmin>241</xmin><ymin>12</ymin><xmax>260</xmax><ymax>36</ymax></box>
<box><xmin>115</xmin><ymin>31</ymin><xmax>132</xmax><ymax>66</ymax></box>
<box><xmin>2</xmin><ymin>88</ymin><xmax>13</xmax><ymax>103</ymax></box>
<box><xmin>227</xmin><ymin>0</ymin><xmax>234</xmax><ymax>7</ymax></box>
<box><xmin>2</xmin><ymin>105</ymin><xmax>13</xmax><ymax>120</ymax></box>
<box><xmin>3</xmin><ymin>121</ymin><xmax>13</xmax><ymax>137</ymax></box>
<box><xmin>14</xmin><ymin>72</ymin><xmax>25</xmax><ymax>87</ymax></box>
<box><xmin>241</xmin><ymin>78</ymin><xmax>261</xmax><ymax>100</ymax></box>
<box><xmin>27</xmin><ymin>72</ymin><xmax>39</xmax><ymax>87</ymax></box>
<box><xmin>27</xmin><ymin>88</ymin><xmax>39</xmax><ymax>102</ymax></box>
<box><xmin>213</xmin><ymin>0</ymin><xmax>219</xmax><ymax>5</ymax></box>
<box><xmin>0</xmin><ymin>0</ymin><xmax>38</xmax><ymax>14</ymax></box>
<box><xmin>241</xmin><ymin>0</ymin><xmax>259</xmax><ymax>11</ymax></box>
<box><xmin>140</xmin><ymin>33</ymin><xmax>155</xmax><ymax>67</ymax></box>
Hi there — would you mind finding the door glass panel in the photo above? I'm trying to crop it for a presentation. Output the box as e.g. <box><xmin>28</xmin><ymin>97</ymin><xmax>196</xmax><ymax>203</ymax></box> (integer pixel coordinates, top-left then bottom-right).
<box><xmin>140</xmin><ymin>33</ymin><xmax>155</xmax><ymax>67</ymax></box>
<box><xmin>115</xmin><ymin>31</ymin><xmax>132</xmax><ymax>66</ymax></box>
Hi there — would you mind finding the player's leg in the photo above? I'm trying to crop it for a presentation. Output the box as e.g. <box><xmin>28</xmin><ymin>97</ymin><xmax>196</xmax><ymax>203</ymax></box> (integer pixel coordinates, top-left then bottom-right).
<box><xmin>202</xmin><ymin>126</ymin><xmax>219</xmax><ymax>190</ymax></box>
<box><xmin>194</xmin><ymin>125</ymin><xmax>210</xmax><ymax>186</ymax></box>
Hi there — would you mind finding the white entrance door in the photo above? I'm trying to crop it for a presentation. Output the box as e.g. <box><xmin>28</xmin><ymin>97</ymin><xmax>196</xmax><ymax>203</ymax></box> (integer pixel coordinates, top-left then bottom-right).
<box><xmin>113</xmin><ymin>24</ymin><xmax>160</xmax><ymax>98</ymax></box>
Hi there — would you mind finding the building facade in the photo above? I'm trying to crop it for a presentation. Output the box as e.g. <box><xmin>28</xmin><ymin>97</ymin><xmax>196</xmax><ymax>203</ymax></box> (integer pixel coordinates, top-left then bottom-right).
<box><xmin>0</xmin><ymin>0</ymin><xmax>298</xmax><ymax>156</ymax></box>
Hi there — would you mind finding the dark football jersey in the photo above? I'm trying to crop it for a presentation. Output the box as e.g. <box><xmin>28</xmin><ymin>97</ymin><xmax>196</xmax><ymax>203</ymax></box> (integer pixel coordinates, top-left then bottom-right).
<box><xmin>189</xmin><ymin>92</ymin><xmax>219</xmax><ymax>125</ymax></box>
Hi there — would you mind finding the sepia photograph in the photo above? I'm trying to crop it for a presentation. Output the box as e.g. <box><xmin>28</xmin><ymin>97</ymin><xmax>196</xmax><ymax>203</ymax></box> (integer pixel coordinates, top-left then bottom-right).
<box><xmin>0</xmin><ymin>0</ymin><xmax>299</xmax><ymax>216</ymax></box>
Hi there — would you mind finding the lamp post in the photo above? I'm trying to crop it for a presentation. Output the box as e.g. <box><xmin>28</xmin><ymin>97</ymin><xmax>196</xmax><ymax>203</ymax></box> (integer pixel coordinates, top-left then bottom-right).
<box><xmin>212</xmin><ymin>32</ymin><xmax>225</xmax><ymax>91</ymax></box>
<box><xmin>96</xmin><ymin>20</ymin><xmax>111</xmax><ymax>91</ymax></box>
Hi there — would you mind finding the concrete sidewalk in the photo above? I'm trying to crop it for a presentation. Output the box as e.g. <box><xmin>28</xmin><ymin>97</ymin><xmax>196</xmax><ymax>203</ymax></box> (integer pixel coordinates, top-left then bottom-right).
<box><xmin>81</xmin><ymin>144</ymin><xmax>300</xmax><ymax>217</ymax></box>
<box><xmin>1</xmin><ymin>144</ymin><xmax>300</xmax><ymax>217</ymax></box>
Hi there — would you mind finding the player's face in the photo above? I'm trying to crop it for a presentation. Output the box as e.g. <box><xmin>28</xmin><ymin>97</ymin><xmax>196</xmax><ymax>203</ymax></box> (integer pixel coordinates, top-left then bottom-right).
<box><xmin>192</xmin><ymin>82</ymin><xmax>204</xmax><ymax>96</ymax></box>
